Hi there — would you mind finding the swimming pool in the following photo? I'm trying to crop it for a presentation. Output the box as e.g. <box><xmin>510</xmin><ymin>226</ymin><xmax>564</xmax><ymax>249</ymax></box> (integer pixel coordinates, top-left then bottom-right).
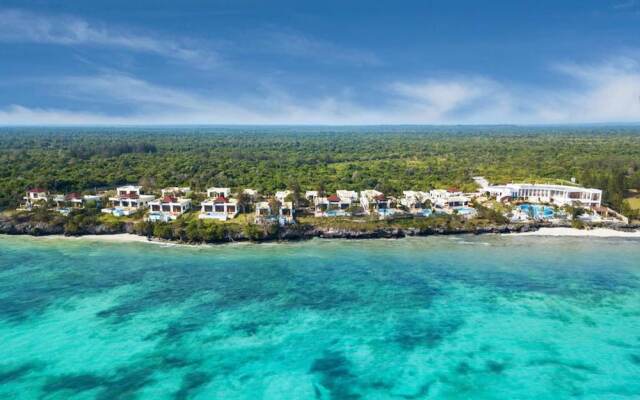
<box><xmin>453</xmin><ymin>206</ymin><xmax>476</xmax><ymax>216</ymax></box>
<box><xmin>326</xmin><ymin>209</ymin><xmax>349</xmax><ymax>217</ymax></box>
<box><xmin>517</xmin><ymin>204</ymin><xmax>555</xmax><ymax>219</ymax></box>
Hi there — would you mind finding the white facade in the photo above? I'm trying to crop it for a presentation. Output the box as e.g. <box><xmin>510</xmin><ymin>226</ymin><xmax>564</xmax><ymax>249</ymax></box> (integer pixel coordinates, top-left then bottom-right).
<box><xmin>206</xmin><ymin>187</ymin><xmax>231</xmax><ymax>198</ymax></box>
<box><xmin>242</xmin><ymin>189</ymin><xmax>258</xmax><ymax>200</ymax></box>
<box><xmin>22</xmin><ymin>189</ymin><xmax>49</xmax><ymax>208</ymax></box>
<box><xmin>336</xmin><ymin>190</ymin><xmax>359</xmax><ymax>203</ymax></box>
<box><xmin>400</xmin><ymin>191</ymin><xmax>431</xmax><ymax>213</ymax></box>
<box><xmin>279</xmin><ymin>201</ymin><xmax>295</xmax><ymax>224</ymax></box>
<box><xmin>359</xmin><ymin>190</ymin><xmax>391</xmax><ymax>215</ymax></box>
<box><xmin>314</xmin><ymin>193</ymin><xmax>353</xmax><ymax>217</ymax></box>
<box><xmin>199</xmin><ymin>196</ymin><xmax>238</xmax><ymax>221</ymax></box>
<box><xmin>275</xmin><ymin>190</ymin><xmax>292</xmax><ymax>203</ymax></box>
<box><xmin>106</xmin><ymin>185</ymin><xmax>155</xmax><ymax>216</ymax></box>
<box><xmin>148</xmin><ymin>196</ymin><xmax>192</xmax><ymax>221</ymax></box>
<box><xmin>255</xmin><ymin>201</ymin><xmax>272</xmax><ymax>217</ymax></box>
<box><xmin>305</xmin><ymin>191</ymin><xmax>319</xmax><ymax>201</ymax></box>
<box><xmin>116</xmin><ymin>185</ymin><xmax>143</xmax><ymax>197</ymax></box>
<box><xmin>161</xmin><ymin>187</ymin><xmax>191</xmax><ymax>197</ymax></box>
<box><xmin>486</xmin><ymin>183</ymin><xmax>602</xmax><ymax>207</ymax></box>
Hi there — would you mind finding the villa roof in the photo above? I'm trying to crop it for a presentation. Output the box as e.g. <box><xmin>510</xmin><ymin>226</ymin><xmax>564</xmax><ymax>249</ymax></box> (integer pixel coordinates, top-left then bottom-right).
<box><xmin>327</xmin><ymin>194</ymin><xmax>341</xmax><ymax>202</ymax></box>
<box><xmin>162</xmin><ymin>195</ymin><xmax>177</xmax><ymax>203</ymax></box>
<box><xmin>447</xmin><ymin>187</ymin><xmax>460</xmax><ymax>193</ymax></box>
<box><xmin>374</xmin><ymin>194</ymin><xmax>386</xmax><ymax>201</ymax></box>
<box><xmin>214</xmin><ymin>195</ymin><xmax>228</xmax><ymax>203</ymax></box>
<box><xmin>66</xmin><ymin>192</ymin><xmax>82</xmax><ymax>200</ymax></box>
<box><xmin>28</xmin><ymin>188</ymin><xmax>46</xmax><ymax>193</ymax></box>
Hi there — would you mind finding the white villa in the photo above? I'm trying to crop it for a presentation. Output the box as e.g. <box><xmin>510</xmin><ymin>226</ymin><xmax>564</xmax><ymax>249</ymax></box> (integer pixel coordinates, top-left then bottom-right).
<box><xmin>429</xmin><ymin>189</ymin><xmax>470</xmax><ymax>208</ymax></box>
<box><xmin>275</xmin><ymin>190</ymin><xmax>292</xmax><ymax>203</ymax></box>
<box><xmin>161</xmin><ymin>187</ymin><xmax>191</xmax><ymax>197</ymax></box>
<box><xmin>279</xmin><ymin>201</ymin><xmax>295</xmax><ymax>224</ymax></box>
<box><xmin>242</xmin><ymin>189</ymin><xmax>258</xmax><ymax>201</ymax></box>
<box><xmin>207</xmin><ymin>187</ymin><xmax>231</xmax><ymax>198</ymax></box>
<box><xmin>360</xmin><ymin>190</ymin><xmax>392</xmax><ymax>216</ymax></box>
<box><xmin>148</xmin><ymin>195</ymin><xmax>192</xmax><ymax>222</ymax></box>
<box><xmin>305</xmin><ymin>191</ymin><xmax>319</xmax><ymax>202</ymax></box>
<box><xmin>22</xmin><ymin>188</ymin><xmax>49</xmax><ymax>209</ymax></box>
<box><xmin>105</xmin><ymin>185</ymin><xmax>155</xmax><ymax>216</ymax></box>
<box><xmin>53</xmin><ymin>193</ymin><xmax>101</xmax><ymax>209</ymax></box>
<box><xmin>401</xmin><ymin>191</ymin><xmax>431</xmax><ymax>215</ymax></box>
<box><xmin>336</xmin><ymin>190</ymin><xmax>359</xmax><ymax>203</ymax></box>
<box><xmin>199</xmin><ymin>195</ymin><xmax>238</xmax><ymax>221</ymax></box>
<box><xmin>485</xmin><ymin>182</ymin><xmax>602</xmax><ymax>207</ymax></box>
<box><xmin>314</xmin><ymin>193</ymin><xmax>353</xmax><ymax>217</ymax></box>
<box><xmin>255</xmin><ymin>201</ymin><xmax>272</xmax><ymax>219</ymax></box>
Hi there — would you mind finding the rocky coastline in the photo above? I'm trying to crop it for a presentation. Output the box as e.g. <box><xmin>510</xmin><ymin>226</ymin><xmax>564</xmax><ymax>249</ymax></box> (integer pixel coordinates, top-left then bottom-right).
<box><xmin>1</xmin><ymin>214</ymin><xmax>638</xmax><ymax>244</ymax></box>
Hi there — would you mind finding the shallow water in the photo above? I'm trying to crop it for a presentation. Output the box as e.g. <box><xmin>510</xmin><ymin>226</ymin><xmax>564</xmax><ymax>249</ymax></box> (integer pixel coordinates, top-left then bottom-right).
<box><xmin>1</xmin><ymin>235</ymin><xmax>639</xmax><ymax>399</ymax></box>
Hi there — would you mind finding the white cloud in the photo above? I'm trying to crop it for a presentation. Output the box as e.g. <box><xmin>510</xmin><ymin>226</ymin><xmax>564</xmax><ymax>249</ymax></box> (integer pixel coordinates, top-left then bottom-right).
<box><xmin>0</xmin><ymin>9</ymin><xmax>218</xmax><ymax>67</ymax></box>
<box><xmin>257</xmin><ymin>30</ymin><xmax>381</xmax><ymax>66</ymax></box>
<box><xmin>0</xmin><ymin>58</ymin><xmax>639</xmax><ymax>125</ymax></box>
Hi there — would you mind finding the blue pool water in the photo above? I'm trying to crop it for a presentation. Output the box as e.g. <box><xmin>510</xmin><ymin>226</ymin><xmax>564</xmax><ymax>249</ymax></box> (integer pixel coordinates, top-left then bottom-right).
<box><xmin>518</xmin><ymin>204</ymin><xmax>555</xmax><ymax>219</ymax></box>
<box><xmin>325</xmin><ymin>209</ymin><xmax>348</xmax><ymax>217</ymax></box>
<box><xmin>454</xmin><ymin>206</ymin><xmax>476</xmax><ymax>215</ymax></box>
<box><xmin>1</xmin><ymin>235</ymin><xmax>639</xmax><ymax>399</ymax></box>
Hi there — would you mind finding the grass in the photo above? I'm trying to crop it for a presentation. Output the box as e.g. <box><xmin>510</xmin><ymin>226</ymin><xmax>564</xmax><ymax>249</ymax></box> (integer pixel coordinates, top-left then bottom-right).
<box><xmin>626</xmin><ymin>197</ymin><xmax>640</xmax><ymax>210</ymax></box>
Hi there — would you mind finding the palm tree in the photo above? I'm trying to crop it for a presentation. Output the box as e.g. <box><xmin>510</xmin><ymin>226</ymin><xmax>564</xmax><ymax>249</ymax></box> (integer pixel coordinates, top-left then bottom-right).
<box><xmin>236</xmin><ymin>189</ymin><xmax>252</xmax><ymax>223</ymax></box>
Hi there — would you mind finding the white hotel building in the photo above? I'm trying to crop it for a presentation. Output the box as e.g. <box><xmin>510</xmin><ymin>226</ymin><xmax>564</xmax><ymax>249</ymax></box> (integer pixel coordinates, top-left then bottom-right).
<box><xmin>486</xmin><ymin>183</ymin><xmax>602</xmax><ymax>207</ymax></box>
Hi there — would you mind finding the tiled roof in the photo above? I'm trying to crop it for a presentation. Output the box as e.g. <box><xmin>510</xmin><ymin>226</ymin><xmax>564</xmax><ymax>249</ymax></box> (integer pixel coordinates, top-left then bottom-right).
<box><xmin>214</xmin><ymin>195</ymin><xmax>228</xmax><ymax>203</ymax></box>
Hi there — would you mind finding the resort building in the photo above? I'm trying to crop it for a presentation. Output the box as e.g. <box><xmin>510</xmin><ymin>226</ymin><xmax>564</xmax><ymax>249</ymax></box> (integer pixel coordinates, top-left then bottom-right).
<box><xmin>275</xmin><ymin>190</ymin><xmax>292</xmax><ymax>203</ymax></box>
<box><xmin>485</xmin><ymin>183</ymin><xmax>602</xmax><ymax>207</ymax></box>
<box><xmin>105</xmin><ymin>185</ymin><xmax>156</xmax><ymax>216</ymax></box>
<box><xmin>360</xmin><ymin>190</ymin><xmax>392</xmax><ymax>216</ymax></box>
<box><xmin>314</xmin><ymin>193</ymin><xmax>353</xmax><ymax>217</ymax></box>
<box><xmin>199</xmin><ymin>195</ymin><xmax>238</xmax><ymax>221</ymax></box>
<box><xmin>148</xmin><ymin>195</ymin><xmax>192</xmax><ymax>222</ymax></box>
<box><xmin>401</xmin><ymin>191</ymin><xmax>432</xmax><ymax>215</ymax></box>
<box><xmin>54</xmin><ymin>193</ymin><xmax>103</xmax><ymax>209</ymax></box>
<box><xmin>428</xmin><ymin>189</ymin><xmax>474</xmax><ymax>217</ymax></box>
<box><xmin>242</xmin><ymin>189</ymin><xmax>258</xmax><ymax>201</ymax></box>
<box><xmin>206</xmin><ymin>187</ymin><xmax>231</xmax><ymax>199</ymax></box>
<box><xmin>22</xmin><ymin>188</ymin><xmax>49</xmax><ymax>208</ymax></box>
<box><xmin>161</xmin><ymin>187</ymin><xmax>191</xmax><ymax>197</ymax></box>
<box><xmin>255</xmin><ymin>201</ymin><xmax>272</xmax><ymax>217</ymax></box>
<box><xmin>336</xmin><ymin>190</ymin><xmax>359</xmax><ymax>203</ymax></box>
<box><xmin>305</xmin><ymin>191</ymin><xmax>319</xmax><ymax>202</ymax></box>
<box><xmin>279</xmin><ymin>201</ymin><xmax>295</xmax><ymax>224</ymax></box>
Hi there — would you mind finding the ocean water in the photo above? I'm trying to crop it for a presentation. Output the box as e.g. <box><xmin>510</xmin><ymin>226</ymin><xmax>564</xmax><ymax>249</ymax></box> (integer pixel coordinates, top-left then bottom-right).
<box><xmin>1</xmin><ymin>235</ymin><xmax>639</xmax><ymax>399</ymax></box>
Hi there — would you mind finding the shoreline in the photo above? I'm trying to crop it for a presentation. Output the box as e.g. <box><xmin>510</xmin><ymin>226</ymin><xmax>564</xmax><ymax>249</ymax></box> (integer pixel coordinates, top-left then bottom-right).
<box><xmin>4</xmin><ymin>226</ymin><xmax>640</xmax><ymax>246</ymax></box>
<box><xmin>508</xmin><ymin>227</ymin><xmax>640</xmax><ymax>238</ymax></box>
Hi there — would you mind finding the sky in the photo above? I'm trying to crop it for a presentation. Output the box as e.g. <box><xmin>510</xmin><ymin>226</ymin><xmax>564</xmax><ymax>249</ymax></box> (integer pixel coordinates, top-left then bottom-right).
<box><xmin>0</xmin><ymin>0</ymin><xmax>639</xmax><ymax>125</ymax></box>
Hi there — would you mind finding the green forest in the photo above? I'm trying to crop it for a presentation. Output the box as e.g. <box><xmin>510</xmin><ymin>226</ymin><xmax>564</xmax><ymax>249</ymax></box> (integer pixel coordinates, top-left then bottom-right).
<box><xmin>1</xmin><ymin>126</ymin><xmax>640</xmax><ymax>218</ymax></box>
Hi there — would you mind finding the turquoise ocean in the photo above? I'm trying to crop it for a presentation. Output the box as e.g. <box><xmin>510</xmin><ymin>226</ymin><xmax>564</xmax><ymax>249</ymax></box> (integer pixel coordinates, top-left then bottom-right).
<box><xmin>1</xmin><ymin>234</ymin><xmax>639</xmax><ymax>399</ymax></box>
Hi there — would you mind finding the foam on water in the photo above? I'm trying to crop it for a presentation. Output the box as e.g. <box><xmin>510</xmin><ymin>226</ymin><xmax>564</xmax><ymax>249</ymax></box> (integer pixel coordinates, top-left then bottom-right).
<box><xmin>1</xmin><ymin>235</ymin><xmax>639</xmax><ymax>399</ymax></box>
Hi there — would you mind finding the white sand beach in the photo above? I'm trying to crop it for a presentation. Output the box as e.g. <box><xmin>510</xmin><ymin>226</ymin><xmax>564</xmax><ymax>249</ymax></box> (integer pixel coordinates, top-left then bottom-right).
<box><xmin>513</xmin><ymin>227</ymin><xmax>640</xmax><ymax>238</ymax></box>
<box><xmin>33</xmin><ymin>234</ymin><xmax>153</xmax><ymax>243</ymax></box>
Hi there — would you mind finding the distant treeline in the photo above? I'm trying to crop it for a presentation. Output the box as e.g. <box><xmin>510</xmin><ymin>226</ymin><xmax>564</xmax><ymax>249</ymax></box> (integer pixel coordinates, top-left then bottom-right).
<box><xmin>1</xmin><ymin>126</ymin><xmax>639</xmax><ymax>218</ymax></box>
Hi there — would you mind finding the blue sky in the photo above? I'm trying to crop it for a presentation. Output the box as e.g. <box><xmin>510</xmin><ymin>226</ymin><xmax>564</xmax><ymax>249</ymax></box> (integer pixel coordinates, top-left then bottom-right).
<box><xmin>0</xmin><ymin>0</ymin><xmax>639</xmax><ymax>125</ymax></box>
